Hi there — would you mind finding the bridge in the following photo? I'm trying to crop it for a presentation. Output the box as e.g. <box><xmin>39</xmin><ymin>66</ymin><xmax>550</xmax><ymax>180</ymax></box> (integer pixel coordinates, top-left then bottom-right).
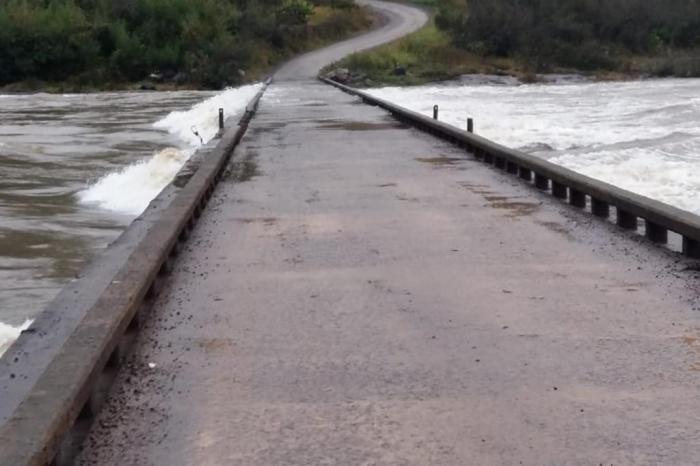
<box><xmin>2</xmin><ymin>1</ymin><xmax>700</xmax><ymax>465</ymax></box>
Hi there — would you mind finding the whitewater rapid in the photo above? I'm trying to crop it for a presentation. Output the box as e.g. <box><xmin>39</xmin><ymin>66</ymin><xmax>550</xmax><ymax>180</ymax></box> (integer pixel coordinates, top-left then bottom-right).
<box><xmin>0</xmin><ymin>83</ymin><xmax>262</xmax><ymax>356</ymax></box>
<box><xmin>77</xmin><ymin>83</ymin><xmax>262</xmax><ymax>215</ymax></box>
<box><xmin>368</xmin><ymin>78</ymin><xmax>700</xmax><ymax>215</ymax></box>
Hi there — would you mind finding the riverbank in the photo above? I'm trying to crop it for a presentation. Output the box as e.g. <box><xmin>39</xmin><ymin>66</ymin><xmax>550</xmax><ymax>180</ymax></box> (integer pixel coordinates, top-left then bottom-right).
<box><xmin>323</xmin><ymin>19</ymin><xmax>700</xmax><ymax>88</ymax></box>
<box><xmin>0</xmin><ymin>4</ymin><xmax>373</xmax><ymax>94</ymax></box>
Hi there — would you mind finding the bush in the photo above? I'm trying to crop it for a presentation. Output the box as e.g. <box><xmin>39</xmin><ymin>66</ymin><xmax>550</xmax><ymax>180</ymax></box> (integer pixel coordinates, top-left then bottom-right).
<box><xmin>0</xmin><ymin>0</ymin><xmax>370</xmax><ymax>87</ymax></box>
<box><xmin>0</xmin><ymin>0</ymin><xmax>100</xmax><ymax>82</ymax></box>
<box><xmin>436</xmin><ymin>0</ymin><xmax>700</xmax><ymax>73</ymax></box>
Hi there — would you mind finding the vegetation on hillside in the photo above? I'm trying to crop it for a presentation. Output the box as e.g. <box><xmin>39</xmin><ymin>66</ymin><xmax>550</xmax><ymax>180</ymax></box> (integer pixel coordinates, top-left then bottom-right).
<box><xmin>437</xmin><ymin>0</ymin><xmax>700</xmax><ymax>74</ymax></box>
<box><xmin>0</xmin><ymin>0</ymin><xmax>371</xmax><ymax>91</ymax></box>
<box><xmin>326</xmin><ymin>20</ymin><xmax>530</xmax><ymax>86</ymax></box>
<box><xmin>329</xmin><ymin>0</ymin><xmax>700</xmax><ymax>86</ymax></box>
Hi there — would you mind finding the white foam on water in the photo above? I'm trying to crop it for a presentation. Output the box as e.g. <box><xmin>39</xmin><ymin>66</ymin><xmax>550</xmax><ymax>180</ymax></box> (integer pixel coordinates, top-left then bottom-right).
<box><xmin>153</xmin><ymin>83</ymin><xmax>262</xmax><ymax>146</ymax></box>
<box><xmin>78</xmin><ymin>83</ymin><xmax>262</xmax><ymax>215</ymax></box>
<box><xmin>368</xmin><ymin>78</ymin><xmax>700</xmax><ymax>214</ymax></box>
<box><xmin>0</xmin><ymin>319</ymin><xmax>32</xmax><ymax>357</ymax></box>
<box><xmin>77</xmin><ymin>147</ymin><xmax>190</xmax><ymax>214</ymax></box>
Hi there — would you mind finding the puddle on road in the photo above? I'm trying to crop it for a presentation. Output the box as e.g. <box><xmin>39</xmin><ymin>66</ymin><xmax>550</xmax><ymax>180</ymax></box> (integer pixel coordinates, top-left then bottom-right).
<box><xmin>416</xmin><ymin>156</ymin><xmax>464</xmax><ymax>165</ymax></box>
<box><xmin>484</xmin><ymin>195</ymin><xmax>512</xmax><ymax>202</ymax></box>
<box><xmin>316</xmin><ymin>119</ymin><xmax>404</xmax><ymax>131</ymax></box>
<box><xmin>459</xmin><ymin>182</ymin><xmax>493</xmax><ymax>195</ymax></box>
<box><xmin>488</xmin><ymin>200</ymin><xmax>540</xmax><ymax>218</ymax></box>
<box><xmin>536</xmin><ymin>220</ymin><xmax>574</xmax><ymax>238</ymax></box>
<box><xmin>234</xmin><ymin>217</ymin><xmax>277</xmax><ymax>225</ymax></box>
<box><xmin>396</xmin><ymin>194</ymin><xmax>420</xmax><ymax>202</ymax></box>
<box><xmin>249</xmin><ymin>121</ymin><xmax>288</xmax><ymax>135</ymax></box>
<box><xmin>458</xmin><ymin>181</ymin><xmax>539</xmax><ymax>217</ymax></box>
<box><xmin>238</xmin><ymin>159</ymin><xmax>261</xmax><ymax>182</ymax></box>
<box><xmin>306</xmin><ymin>190</ymin><xmax>321</xmax><ymax>204</ymax></box>
<box><xmin>225</xmin><ymin>150</ymin><xmax>261</xmax><ymax>182</ymax></box>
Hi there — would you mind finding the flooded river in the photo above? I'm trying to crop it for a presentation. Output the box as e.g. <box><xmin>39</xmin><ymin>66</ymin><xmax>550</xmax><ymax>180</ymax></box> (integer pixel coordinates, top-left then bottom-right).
<box><xmin>370</xmin><ymin>77</ymin><xmax>700</xmax><ymax>215</ymax></box>
<box><xmin>0</xmin><ymin>85</ymin><xmax>261</xmax><ymax>351</ymax></box>
<box><xmin>2</xmin><ymin>77</ymin><xmax>700</xmax><ymax>352</ymax></box>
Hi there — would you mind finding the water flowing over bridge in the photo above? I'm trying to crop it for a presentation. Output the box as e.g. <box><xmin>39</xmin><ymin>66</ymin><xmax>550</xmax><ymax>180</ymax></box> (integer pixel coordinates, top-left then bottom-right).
<box><xmin>2</xmin><ymin>1</ymin><xmax>700</xmax><ymax>465</ymax></box>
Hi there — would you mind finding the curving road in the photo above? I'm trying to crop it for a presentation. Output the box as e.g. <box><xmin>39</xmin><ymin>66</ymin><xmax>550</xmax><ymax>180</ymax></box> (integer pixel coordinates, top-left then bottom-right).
<box><xmin>275</xmin><ymin>0</ymin><xmax>428</xmax><ymax>80</ymax></box>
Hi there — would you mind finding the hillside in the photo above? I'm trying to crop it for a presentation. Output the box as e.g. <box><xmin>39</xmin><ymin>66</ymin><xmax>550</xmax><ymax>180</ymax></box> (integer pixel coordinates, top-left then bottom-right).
<box><xmin>0</xmin><ymin>0</ymin><xmax>372</xmax><ymax>92</ymax></box>
<box><xmin>327</xmin><ymin>0</ymin><xmax>700</xmax><ymax>86</ymax></box>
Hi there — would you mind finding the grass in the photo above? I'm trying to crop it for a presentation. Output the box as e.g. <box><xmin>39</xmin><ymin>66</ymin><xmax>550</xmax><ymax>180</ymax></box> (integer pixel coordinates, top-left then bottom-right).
<box><xmin>323</xmin><ymin>20</ymin><xmax>535</xmax><ymax>87</ymax></box>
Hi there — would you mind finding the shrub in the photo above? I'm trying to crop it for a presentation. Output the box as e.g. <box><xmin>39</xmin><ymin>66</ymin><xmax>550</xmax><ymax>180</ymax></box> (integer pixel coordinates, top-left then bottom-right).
<box><xmin>436</xmin><ymin>0</ymin><xmax>700</xmax><ymax>73</ymax></box>
<box><xmin>0</xmin><ymin>0</ymin><xmax>369</xmax><ymax>87</ymax></box>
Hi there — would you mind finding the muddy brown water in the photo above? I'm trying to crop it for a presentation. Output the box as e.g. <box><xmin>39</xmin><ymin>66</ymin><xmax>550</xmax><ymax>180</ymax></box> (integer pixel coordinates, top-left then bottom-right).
<box><xmin>0</xmin><ymin>91</ymin><xmax>214</xmax><ymax>326</ymax></box>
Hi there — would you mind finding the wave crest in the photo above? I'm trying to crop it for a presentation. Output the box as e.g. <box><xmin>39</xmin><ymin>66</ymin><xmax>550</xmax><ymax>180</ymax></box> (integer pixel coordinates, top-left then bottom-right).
<box><xmin>78</xmin><ymin>83</ymin><xmax>263</xmax><ymax>216</ymax></box>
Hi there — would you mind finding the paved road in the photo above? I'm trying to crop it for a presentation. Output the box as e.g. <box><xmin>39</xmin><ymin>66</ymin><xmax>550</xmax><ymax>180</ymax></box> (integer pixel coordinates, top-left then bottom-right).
<box><xmin>275</xmin><ymin>0</ymin><xmax>428</xmax><ymax>80</ymax></box>
<box><xmin>79</xmin><ymin>3</ymin><xmax>700</xmax><ymax>465</ymax></box>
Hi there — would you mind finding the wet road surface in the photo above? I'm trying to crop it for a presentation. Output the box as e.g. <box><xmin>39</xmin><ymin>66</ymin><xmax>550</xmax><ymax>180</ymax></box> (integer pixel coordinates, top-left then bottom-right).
<box><xmin>79</xmin><ymin>3</ymin><xmax>700</xmax><ymax>465</ymax></box>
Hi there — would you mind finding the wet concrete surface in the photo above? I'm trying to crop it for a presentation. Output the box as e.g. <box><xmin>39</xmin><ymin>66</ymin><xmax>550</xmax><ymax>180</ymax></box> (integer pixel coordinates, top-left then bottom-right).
<box><xmin>275</xmin><ymin>0</ymin><xmax>427</xmax><ymax>80</ymax></box>
<box><xmin>78</xmin><ymin>3</ymin><xmax>700</xmax><ymax>464</ymax></box>
<box><xmin>78</xmin><ymin>79</ymin><xmax>700</xmax><ymax>465</ymax></box>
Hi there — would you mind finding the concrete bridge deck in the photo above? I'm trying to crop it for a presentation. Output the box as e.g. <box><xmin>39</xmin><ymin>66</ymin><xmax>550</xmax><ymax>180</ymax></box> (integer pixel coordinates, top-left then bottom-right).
<box><xmin>76</xmin><ymin>76</ymin><xmax>700</xmax><ymax>464</ymax></box>
<box><xmin>0</xmin><ymin>0</ymin><xmax>669</xmax><ymax>464</ymax></box>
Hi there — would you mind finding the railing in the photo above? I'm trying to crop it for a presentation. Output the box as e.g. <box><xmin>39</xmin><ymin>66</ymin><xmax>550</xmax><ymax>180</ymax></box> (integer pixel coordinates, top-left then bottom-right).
<box><xmin>321</xmin><ymin>77</ymin><xmax>700</xmax><ymax>258</ymax></box>
<box><xmin>0</xmin><ymin>79</ymin><xmax>271</xmax><ymax>466</ymax></box>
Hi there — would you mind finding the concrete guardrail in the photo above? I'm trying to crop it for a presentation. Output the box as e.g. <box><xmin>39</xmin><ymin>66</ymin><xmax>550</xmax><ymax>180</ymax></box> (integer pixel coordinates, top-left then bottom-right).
<box><xmin>0</xmin><ymin>79</ymin><xmax>271</xmax><ymax>466</ymax></box>
<box><xmin>321</xmin><ymin>77</ymin><xmax>700</xmax><ymax>258</ymax></box>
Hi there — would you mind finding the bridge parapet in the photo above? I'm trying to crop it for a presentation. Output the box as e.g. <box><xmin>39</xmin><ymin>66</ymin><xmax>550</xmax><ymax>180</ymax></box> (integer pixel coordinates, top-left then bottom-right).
<box><xmin>0</xmin><ymin>80</ymin><xmax>270</xmax><ymax>466</ymax></box>
<box><xmin>322</xmin><ymin>77</ymin><xmax>700</xmax><ymax>258</ymax></box>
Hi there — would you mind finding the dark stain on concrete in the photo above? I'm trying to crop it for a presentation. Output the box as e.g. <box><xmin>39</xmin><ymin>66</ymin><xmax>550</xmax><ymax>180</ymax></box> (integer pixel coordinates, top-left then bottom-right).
<box><xmin>537</xmin><ymin>221</ymin><xmax>574</xmax><ymax>238</ymax></box>
<box><xmin>461</xmin><ymin>182</ymin><xmax>539</xmax><ymax>218</ymax></box>
<box><xmin>234</xmin><ymin>217</ymin><xmax>277</xmax><ymax>225</ymax></box>
<box><xmin>416</xmin><ymin>156</ymin><xmax>464</xmax><ymax>166</ymax></box>
<box><xmin>249</xmin><ymin>122</ymin><xmax>287</xmax><ymax>135</ymax></box>
<box><xmin>316</xmin><ymin>120</ymin><xmax>404</xmax><ymax>131</ymax></box>
<box><xmin>306</xmin><ymin>190</ymin><xmax>321</xmax><ymax>204</ymax></box>
<box><xmin>458</xmin><ymin>182</ymin><xmax>493</xmax><ymax>195</ymax></box>
<box><xmin>225</xmin><ymin>150</ymin><xmax>261</xmax><ymax>183</ymax></box>
<box><xmin>484</xmin><ymin>195</ymin><xmax>513</xmax><ymax>202</ymax></box>
<box><xmin>487</xmin><ymin>200</ymin><xmax>540</xmax><ymax>218</ymax></box>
